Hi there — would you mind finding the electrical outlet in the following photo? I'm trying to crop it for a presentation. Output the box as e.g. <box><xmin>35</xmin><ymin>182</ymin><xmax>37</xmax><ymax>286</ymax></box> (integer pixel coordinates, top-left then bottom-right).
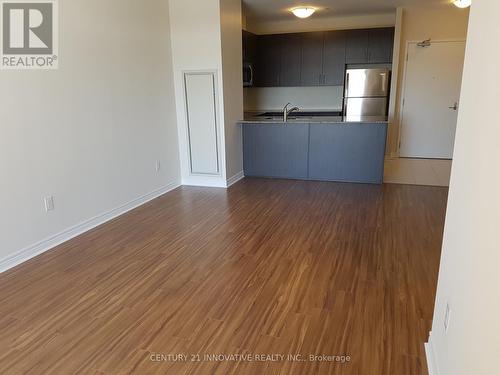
<box><xmin>155</xmin><ymin>160</ymin><xmax>161</xmax><ymax>173</ymax></box>
<box><xmin>444</xmin><ymin>303</ymin><xmax>451</xmax><ymax>334</ymax></box>
<box><xmin>44</xmin><ymin>196</ymin><xmax>55</xmax><ymax>212</ymax></box>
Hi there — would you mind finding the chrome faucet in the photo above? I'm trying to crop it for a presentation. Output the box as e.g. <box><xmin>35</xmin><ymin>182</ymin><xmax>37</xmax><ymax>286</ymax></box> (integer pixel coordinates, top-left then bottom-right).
<box><xmin>283</xmin><ymin>103</ymin><xmax>300</xmax><ymax>123</ymax></box>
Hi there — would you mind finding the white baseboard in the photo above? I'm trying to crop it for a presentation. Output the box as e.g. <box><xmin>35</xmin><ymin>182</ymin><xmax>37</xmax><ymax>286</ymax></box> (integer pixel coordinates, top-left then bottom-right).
<box><xmin>181</xmin><ymin>171</ymin><xmax>245</xmax><ymax>189</ymax></box>
<box><xmin>0</xmin><ymin>181</ymin><xmax>180</xmax><ymax>274</ymax></box>
<box><xmin>182</xmin><ymin>175</ymin><xmax>227</xmax><ymax>188</ymax></box>
<box><xmin>425</xmin><ymin>332</ymin><xmax>440</xmax><ymax>375</ymax></box>
<box><xmin>226</xmin><ymin>171</ymin><xmax>245</xmax><ymax>187</ymax></box>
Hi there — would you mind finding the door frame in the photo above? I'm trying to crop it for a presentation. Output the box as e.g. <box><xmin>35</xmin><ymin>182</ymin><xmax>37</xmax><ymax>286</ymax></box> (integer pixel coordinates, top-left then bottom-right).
<box><xmin>396</xmin><ymin>39</ymin><xmax>466</xmax><ymax>158</ymax></box>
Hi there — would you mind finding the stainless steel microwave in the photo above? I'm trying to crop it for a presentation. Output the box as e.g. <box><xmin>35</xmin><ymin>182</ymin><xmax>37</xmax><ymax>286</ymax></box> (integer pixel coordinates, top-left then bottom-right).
<box><xmin>243</xmin><ymin>62</ymin><xmax>254</xmax><ymax>87</ymax></box>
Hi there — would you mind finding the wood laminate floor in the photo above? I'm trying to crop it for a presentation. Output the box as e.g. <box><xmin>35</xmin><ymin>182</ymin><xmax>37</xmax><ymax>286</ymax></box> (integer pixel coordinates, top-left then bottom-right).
<box><xmin>0</xmin><ymin>179</ymin><xmax>448</xmax><ymax>375</ymax></box>
<box><xmin>384</xmin><ymin>158</ymin><xmax>452</xmax><ymax>187</ymax></box>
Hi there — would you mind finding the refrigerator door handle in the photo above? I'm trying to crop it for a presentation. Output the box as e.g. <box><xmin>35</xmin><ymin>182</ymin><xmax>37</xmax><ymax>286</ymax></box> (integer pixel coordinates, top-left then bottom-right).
<box><xmin>381</xmin><ymin>73</ymin><xmax>388</xmax><ymax>93</ymax></box>
<box><xmin>345</xmin><ymin>72</ymin><xmax>350</xmax><ymax>98</ymax></box>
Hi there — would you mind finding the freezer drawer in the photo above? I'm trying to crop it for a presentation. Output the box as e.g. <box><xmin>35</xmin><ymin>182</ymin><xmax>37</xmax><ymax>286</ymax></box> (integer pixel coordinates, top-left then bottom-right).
<box><xmin>344</xmin><ymin>97</ymin><xmax>389</xmax><ymax>120</ymax></box>
<box><xmin>345</xmin><ymin>68</ymin><xmax>390</xmax><ymax>97</ymax></box>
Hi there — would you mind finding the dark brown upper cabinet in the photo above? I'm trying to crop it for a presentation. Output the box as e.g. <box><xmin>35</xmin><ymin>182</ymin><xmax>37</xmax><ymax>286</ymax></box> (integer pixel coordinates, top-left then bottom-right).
<box><xmin>300</xmin><ymin>32</ymin><xmax>324</xmax><ymax>86</ymax></box>
<box><xmin>280</xmin><ymin>33</ymin><xmax>302</xmax><ymax>87</ymax></box>
<box><xmin>242</xmin><ymin>30</ymin><xmax>257</xmax><ymax>65</ymax></box>
<box><xmin>322</xmin><ymin>31</ymin><xmax>346</xmax><ymax>86</ymax></box>
<box><xmin>249</xmin><ymin>27</ymin><xmax>395</xmax><ymax>87</ymax></box>
<box><xmin>255</xmin><ymin>35</ymin><xmax>282</xmax><ymax>87</ymax></box>
<box><xmin>345</xmin><ymin>28</ymin><xmax>395</xmax><ymax>64</ymax></box>
<box><xmin>300</xmin><ymin>31</ymin><xmax>346</xmax><ymax>87</ymax></box>
<box><xmin>345</xmin><ymin>29</ymin><xmax>370</xmax><ymax>64</ymax></box>
<box><xmin>368</xmin><ymin>28</ymin><xmax>394</xmax><ymax>63</ymax></box>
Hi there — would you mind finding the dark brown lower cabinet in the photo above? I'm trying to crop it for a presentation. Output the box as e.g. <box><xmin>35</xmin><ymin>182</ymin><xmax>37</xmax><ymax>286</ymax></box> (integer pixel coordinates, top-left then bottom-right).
<box><xmin>243</xmin><ymin>122</ymin><xmax>388</xmax><ymax>184</ymax></box>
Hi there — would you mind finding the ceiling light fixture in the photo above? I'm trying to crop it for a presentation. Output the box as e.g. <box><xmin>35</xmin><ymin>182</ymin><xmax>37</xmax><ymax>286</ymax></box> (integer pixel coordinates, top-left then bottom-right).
<box><xmin>453</xmin><ymin>0</ymin><xmax>471</xmax><ymax>8</ymax></box>
<box><xmin>291</xmin><ymin>7</ymin><xmax>316</xmax><ymax>19</ymax></box>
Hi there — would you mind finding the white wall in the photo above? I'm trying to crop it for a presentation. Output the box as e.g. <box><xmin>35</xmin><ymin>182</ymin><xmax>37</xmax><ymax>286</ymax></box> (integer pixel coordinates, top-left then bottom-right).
<box><xmin>0</xmin><ymin>0</ymin><xmax>180</xmax><ymax>269</ymax></box>
<box><xmin>389</xmin><ymin>4</ymin><xmax>469</xmax><ymax>156</ymax></box>
<box><xmin>428</xmin><ymin>1</ymin><xmax>500</xmax><ymax>374</ymax></box>
<box><xmin>169</xmin><ymin>0</ymin><xmax>227</xmax><ymax>187</ymax></box>
<box><xmin>169</xmin><ymin>0</ymin><xmax>244</xmax><ymax>187</ymax></box>
<box><xmin>244</xmin><ymin>86</ymin><xmax>343</xmax><ymax>111</ymax></box>
<box><xmin>220</xmin><ymin>0</ymin><xmax>244</xmax><ymax>182</ymax></box>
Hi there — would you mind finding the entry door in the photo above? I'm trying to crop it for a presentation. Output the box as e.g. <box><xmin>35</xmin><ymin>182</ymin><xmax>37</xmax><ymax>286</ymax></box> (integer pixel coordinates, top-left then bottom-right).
<box><xmin>400</xmin><ymin>41</ymin><xmax>466</xmax><ymax>159</ymax></box>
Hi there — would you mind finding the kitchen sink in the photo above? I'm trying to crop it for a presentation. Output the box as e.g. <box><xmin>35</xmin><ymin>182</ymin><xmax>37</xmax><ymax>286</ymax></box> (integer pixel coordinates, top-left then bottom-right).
<box><xmin>257</xmin><ymin>111</ymin><xmax>342</xmax><ymax>118</ymax></box>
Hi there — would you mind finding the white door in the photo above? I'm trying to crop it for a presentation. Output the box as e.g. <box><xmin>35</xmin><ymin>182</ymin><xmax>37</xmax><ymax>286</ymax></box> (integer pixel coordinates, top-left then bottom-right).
<box><xmin>184</xmin><ymin>72</ymin><xmax>220</xmax><ymax>175</ymax></box>
<box><xmin>400</xmin><ymin>41</ymin><xmax>466</xmax><ymax>159</ymax></box>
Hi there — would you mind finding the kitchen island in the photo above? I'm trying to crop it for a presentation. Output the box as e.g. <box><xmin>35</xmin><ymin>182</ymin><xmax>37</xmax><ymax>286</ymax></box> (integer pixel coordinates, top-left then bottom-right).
<box><xmin>239</xmin><ymin>114</ymin><xmax>388</xmax><ymax>184</ymax></box>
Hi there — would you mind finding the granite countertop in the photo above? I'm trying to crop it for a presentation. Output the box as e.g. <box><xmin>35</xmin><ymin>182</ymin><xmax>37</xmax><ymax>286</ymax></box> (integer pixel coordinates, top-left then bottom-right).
<box><xmin>240</xmin><ymin>111</ymin><xmax>388</xmax><ymax>124</ymax></box>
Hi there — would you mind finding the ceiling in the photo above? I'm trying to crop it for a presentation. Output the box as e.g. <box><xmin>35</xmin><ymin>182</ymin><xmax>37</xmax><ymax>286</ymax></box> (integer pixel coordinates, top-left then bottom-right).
<box><xmin>243</xmin><ymin>0</ymin><xmax>446</xmax><ymax>21</ymax></box>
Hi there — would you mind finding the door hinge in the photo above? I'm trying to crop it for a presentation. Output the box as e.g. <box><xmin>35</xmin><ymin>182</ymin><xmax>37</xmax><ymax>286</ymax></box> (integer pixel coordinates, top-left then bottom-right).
<box><xmin>417</xmin><ymin>39</ymin><xmax>432</xmax><ymax>48</ymax></box>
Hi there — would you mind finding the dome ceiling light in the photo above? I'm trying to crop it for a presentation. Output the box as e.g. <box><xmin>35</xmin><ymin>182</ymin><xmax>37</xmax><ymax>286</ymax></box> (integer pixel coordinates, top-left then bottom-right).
<box><xmin>453</xmin><ymin>0</ymin><xmax>471</xmax><ymax>8</ymax></box>
<box><xmin>291</xmin><ymin>7</ymin><xmax>316</xmax><ymax>18</ymax></box>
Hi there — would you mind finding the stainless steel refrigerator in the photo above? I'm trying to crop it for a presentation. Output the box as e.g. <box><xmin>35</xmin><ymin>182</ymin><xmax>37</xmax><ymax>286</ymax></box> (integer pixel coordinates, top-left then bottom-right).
<box><xmin>343</xmin><ymin>68</ymin><xmax>391</xmax><ymax>121</ymax></box>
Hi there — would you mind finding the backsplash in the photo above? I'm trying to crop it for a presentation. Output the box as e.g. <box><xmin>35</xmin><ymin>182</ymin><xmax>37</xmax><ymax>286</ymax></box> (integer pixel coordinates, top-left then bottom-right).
<box><xmin>244</xmin><ymin>86</ymin><xmax>344</xmax><ymax>111</ymax></box>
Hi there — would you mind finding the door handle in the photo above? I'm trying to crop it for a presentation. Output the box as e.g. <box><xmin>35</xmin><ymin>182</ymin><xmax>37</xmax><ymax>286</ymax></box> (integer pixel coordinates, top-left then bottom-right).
<box><xmin>448</xmin><ymin>102</ymin><xmax>458</xmax><ymax>111</ymax></box>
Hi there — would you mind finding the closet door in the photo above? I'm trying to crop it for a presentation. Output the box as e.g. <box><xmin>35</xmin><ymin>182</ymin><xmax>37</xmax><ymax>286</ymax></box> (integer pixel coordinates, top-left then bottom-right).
<box><xmin>184</xmin><ymin>72</ymin><xmax>220</xmax><ymax>175</ymax></box>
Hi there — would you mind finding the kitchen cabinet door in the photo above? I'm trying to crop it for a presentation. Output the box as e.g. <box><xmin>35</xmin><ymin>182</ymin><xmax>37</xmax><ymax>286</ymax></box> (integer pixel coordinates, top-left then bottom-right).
<box><xmin>255</xmin><ymin>35</ymin><xmax>282</xmax><ymax>87</ymax></box>
<box><xmin>300</xmin><ymin>32</ymin><xmax>324</xmax><ymax>86</ymax></box>
<box><xmin>243</xmin><ymin>124</ymin><xmax>309</xmax><ymax>179</ymax></box>
<box><xmin>368</xmin><ymin>28</ymin><xmax>395</xmax><ymax>63</ymax></box>
<box><xmin>322</xmin><ymin>31</ymin><xmax>346</xmax><ymax>86</ymax></box>
<box><xmin>308</xmin><ymin>123</ymin><xmax>387</xmax><ymax>184</ymax></box>
<box><xmin>345</xmin><ymin>30</ymin><xmax>369</xmax><ymax>64</ymax></box>
<box><xmin>280</xmin><ymin>33</ymin><xmax>302</xmax><ymax>87</ymax></box>
<box><xmin>242</xmin><ymin>30</ymin><xmax>257</xmax><ymax>64</ymax></box>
